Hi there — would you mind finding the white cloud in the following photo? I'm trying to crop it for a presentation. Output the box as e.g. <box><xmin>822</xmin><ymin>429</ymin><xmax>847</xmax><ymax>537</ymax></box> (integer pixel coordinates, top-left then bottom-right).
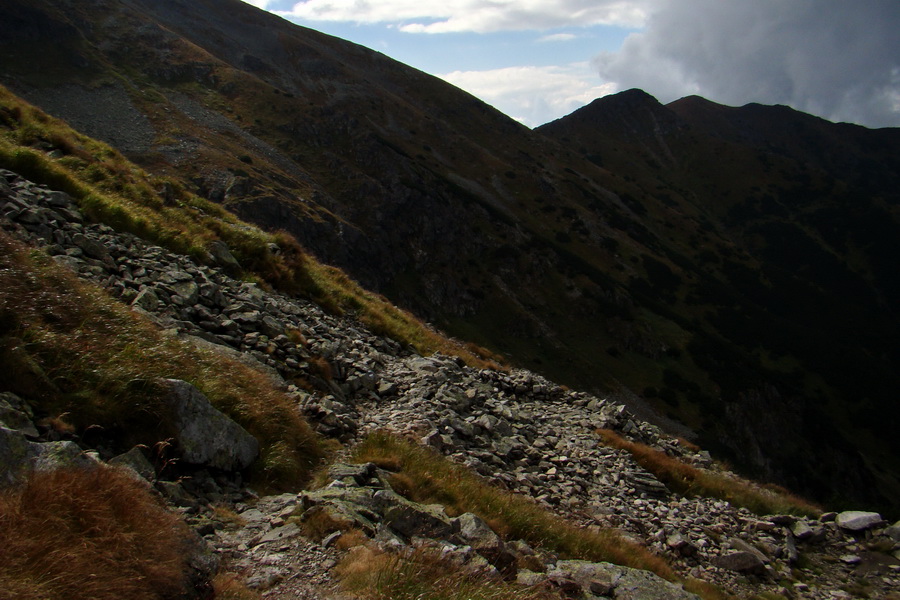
<box><xmin>594</xmin><ymin>0</ymin><xmax>900</xmax><ymax>128</ymax></box>
<box><xmin>538</xmin><ymin>33</ymin><xmax>577</xmax><ymax>43</ymax></box>
<box><xmin>243</xmin><ymin>0</ymin><xmax>273</xmax><ymax>8</ymax></box>
<box><xmin>439</xmin><ymin>64</ymin><xmax>616</xmax><ymax>126</ymax></box>
<box><xmin>279</xmin><ymin>0</ymin><xmax>652</xmax><ymax>32</ymax></box>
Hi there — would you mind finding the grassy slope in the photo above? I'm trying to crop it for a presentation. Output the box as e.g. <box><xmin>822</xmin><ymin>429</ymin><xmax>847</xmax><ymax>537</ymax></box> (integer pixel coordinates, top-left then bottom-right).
<box><xmin>0</xmin><ymin>85</ymin><xmax>501</xmax><ymax>369</ymax></box>
<box><xmin>0</xmin><ymin>85</ymin><xmax>506</xmax><ymax>487</ymax></box>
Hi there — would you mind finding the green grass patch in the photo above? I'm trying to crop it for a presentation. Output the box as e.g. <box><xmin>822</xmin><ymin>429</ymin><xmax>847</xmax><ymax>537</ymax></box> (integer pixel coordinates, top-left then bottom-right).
<box><xmin>597</xmin><ymin>429</ymin><xmax>822</xmax><ymax>518</ymax></box>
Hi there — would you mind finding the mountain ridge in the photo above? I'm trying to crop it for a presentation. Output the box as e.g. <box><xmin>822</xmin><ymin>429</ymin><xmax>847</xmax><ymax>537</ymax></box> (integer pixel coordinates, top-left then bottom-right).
<box><xmin>1</xmin><ymin>0</ymin><xmax>900</xmax><ymax>515</ymax></box>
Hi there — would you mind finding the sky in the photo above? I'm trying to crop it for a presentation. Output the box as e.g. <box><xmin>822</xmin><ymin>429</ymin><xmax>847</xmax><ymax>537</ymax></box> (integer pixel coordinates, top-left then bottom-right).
<box><xmin>240</xmin><ymin>0</ymin><xmax>900</xmax><ymax>129</ymax></box>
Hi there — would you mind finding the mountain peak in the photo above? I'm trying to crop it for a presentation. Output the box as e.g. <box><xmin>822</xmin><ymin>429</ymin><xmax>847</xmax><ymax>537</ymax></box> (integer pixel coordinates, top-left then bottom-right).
<box><xmin>539</xmin><ymin>88</ymin><xmax>684</xmax><ymax>143</ymax></box>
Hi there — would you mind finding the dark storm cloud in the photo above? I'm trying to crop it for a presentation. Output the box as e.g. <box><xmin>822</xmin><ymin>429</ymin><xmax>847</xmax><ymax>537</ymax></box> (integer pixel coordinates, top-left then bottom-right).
<box><xmin>594</xmin><ymin>0</ymin><xmax>900</xmax><ymax>128</ymax></box>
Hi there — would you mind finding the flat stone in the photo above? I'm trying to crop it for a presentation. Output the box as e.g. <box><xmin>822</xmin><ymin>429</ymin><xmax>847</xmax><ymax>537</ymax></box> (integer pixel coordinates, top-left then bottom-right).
<box><xmin>713</xmin><ymin>551</ymin><xmax>766</xmax><ymax>575</ymax></box>
<box><xmin>257</xmin><ymin>522</ymin><xmax>302</xmax><ymax>544</ymax></box>
<box><xmin>375</xmin><ymin>489</ymin><xmax>454</xmax><ymax>539</ymax></box>
<box><xmin>836</xmin><ymin>511</ymin><xmax>883</xmax><ymax>532</ymax></box>
<box><xmin>551</xmin><ymin>560</ymin><xmax>700</xmax><ymax>600</ymax></box>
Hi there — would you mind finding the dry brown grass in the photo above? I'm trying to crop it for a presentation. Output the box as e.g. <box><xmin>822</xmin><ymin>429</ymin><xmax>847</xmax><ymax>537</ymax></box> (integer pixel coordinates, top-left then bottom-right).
<box><xmin>308</xmin><ymin>355</ymin><xmax>334</xmax><ymax>381</ymax></box>
<box><xmin>212</xmin><ymin>505</ymin><xmax>247</xmax><ymax>529</ymax></box>
<box><xmin>334</xmin><ymin>528</ymin><xmax>369</xmax><ymax>550</ymax></box>
<box><xmin>212</xmin><ymin>573</ymin><xmax>262</xmax><ymax>600</ymax></box>
<box><xmin>0</xmin><ymin>467</ymin><xmax>192</xmax><ymax>600</ymax></box>
<box><xmin>596</xmin><ymin>429</ymin><xmax>822</xmax><ymax>517</ymax></box>
<box><xmin>298</xmin><ymin>506</ymin><xmax>357</xmax><ymax>541</ymax></box>
<box><xmin>350</xmin><ymin>431</ymin><xmax>675</xmax><ymax>581</ymax></box>
<box><xmin>336</xmin><ymin>545</ymin><xmax>560</xmax><ymax>600</ymax></box>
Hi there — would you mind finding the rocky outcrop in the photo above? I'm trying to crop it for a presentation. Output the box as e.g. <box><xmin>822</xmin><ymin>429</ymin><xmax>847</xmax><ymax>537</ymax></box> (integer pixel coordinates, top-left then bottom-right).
<box><xmin>153</xmin><ymin>378</ymin><xmax>259</xmax><ymax>471</ymax></box>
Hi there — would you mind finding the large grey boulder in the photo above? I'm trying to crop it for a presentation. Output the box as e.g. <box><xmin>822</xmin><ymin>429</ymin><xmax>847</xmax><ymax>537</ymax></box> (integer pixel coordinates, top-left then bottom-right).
<box><xmin>0</xmin><ymin>426</ymin><xmax>96</xmax><ymax>487</ymax></box>
<box><xmin>549</xmin><ymin>560</ymin><xmax>700</xmax><ymax>600</ymax></box>
<box><xmin>454</xmin><ymin>512</ymin><xmax>503</xmax><ymax>552</ymax></box>
<box><xmin>452</xmin><ymin>512</ymin><xmax>514</xmax><ymax>571</ymax></box>
<box><xmin>155</xmin><ymin>378</ymin><xmax>259</xmax><ymax>471</ymax></box>
<box><xmin>108</xmin><ymin>446</ymin><xmax>156</xmax><ymax>481</ymax></box>
<box><xmin>835</xmin><ymin>511</ymin><xmax>884</xmax><ymax>532</ymax></box>
<box><xmin>374</xmin><ymin>489</ymin><xmax>455</xmax><ymax>540</ymax></box>
<box><xmin>0</xmin><ymin>392</ymin><xmax>39</xmax><ymax>437</ymax></box>
<box><xmin>208</xmin><ymin>240</ymin><xmax>241</xmax><ymax>270</ymax></box>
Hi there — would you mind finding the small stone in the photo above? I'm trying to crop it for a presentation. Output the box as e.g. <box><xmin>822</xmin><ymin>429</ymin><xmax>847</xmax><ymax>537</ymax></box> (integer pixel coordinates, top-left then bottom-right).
<box><xmin>791</xmin><ymin>520</ymin><xmax>814</xmax><ymax>540</ymax></box>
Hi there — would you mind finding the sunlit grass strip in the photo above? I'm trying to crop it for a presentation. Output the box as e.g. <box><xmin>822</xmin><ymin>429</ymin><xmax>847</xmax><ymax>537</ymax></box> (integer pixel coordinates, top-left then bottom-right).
<box><xmin>304</xmin><ymin>262</ymin><xmax>506</xmax><ymax>370</ymax></box>
<box><xmin>596</xmin><ymin>429</ymin><xmax>822</xmax><ymax>518</ymax></box>
<box><xmin>336</xmin><ymin>545</ymin><xmax>558</xmax><ymax>600</ymax></box>
<box><xmin>0</xmin><ymin>467</ymin><xmax>191</xmax><ymax>600</ymax></box>
<box><xmin>349</xmin><ymin>431</ymin><xmax>675</xmax><ymax>581</ymax></box>
<box><xmin>0</xmin><ymin>233</ymin><xmax>327</xmax><ymax>489</ymax></box>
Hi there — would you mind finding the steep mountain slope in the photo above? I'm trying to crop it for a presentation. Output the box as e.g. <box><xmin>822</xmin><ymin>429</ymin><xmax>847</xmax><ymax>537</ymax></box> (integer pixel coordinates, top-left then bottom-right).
<box><xmin>539</xmin><ymin>91</ymin><xmax>900</xmax><ymax>513</ymax></box>
<box><xmin>0</xmin><ymin>0</ymin><xmax>647</xmax><ymax>381</ymax></box>
<box><xmin>2</xmin><ymin>0</ymin><xmax>899</xmax><ymax>513</ymax></box>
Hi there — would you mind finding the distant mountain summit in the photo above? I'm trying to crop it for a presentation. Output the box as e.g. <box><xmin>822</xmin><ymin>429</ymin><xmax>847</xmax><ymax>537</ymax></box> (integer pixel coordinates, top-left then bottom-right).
<box><xmin>544</xmin><ymin>88</ymin><xmax>685</xmax><ymax>139</ymax></box>
<box><xmin>2</xmin><ymin>0</ymin><xmax>900</xmax><ymax>513</ymax></box>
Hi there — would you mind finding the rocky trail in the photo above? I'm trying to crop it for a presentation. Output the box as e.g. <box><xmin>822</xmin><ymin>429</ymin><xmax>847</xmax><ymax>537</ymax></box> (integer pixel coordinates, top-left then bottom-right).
<box><xmin>2</xmin><ymin>169</ymin><xmax>899</xmax><ymax>599</ymax></box>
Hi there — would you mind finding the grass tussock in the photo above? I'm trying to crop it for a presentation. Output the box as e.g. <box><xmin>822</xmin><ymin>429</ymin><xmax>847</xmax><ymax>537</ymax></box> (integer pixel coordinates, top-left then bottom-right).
<box><xmin>350</xmin><ymin>431</ymin><xmax>675</xmax><ymax>581</ymax></box>
<box><xmin>0</xmin><ymin>232</ymin><xmax>327</xmax><ymax>489</ymax></box>
<box><xmin>596</xmin><ymin>429</ymin><xmax>822</xmax><ymax>518</ymax></box>
<box><xmin>336</xmin><ymin>545</ymin><xmax>559</xmax><ymax>600</ymax></box>
<box><xmin>211</xmin><ymin>573</ymin><xmax>262</xmax><ymax>600</ymax></box>
<box><xmin>0</xmin><ymin>467</ymin><xmax>192</xmax><ymax>600</ymax></box>
<box><xmin>0</xmin><ymin>84</ymin><xmax>503</xmax><ymax>369</ymax></box>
